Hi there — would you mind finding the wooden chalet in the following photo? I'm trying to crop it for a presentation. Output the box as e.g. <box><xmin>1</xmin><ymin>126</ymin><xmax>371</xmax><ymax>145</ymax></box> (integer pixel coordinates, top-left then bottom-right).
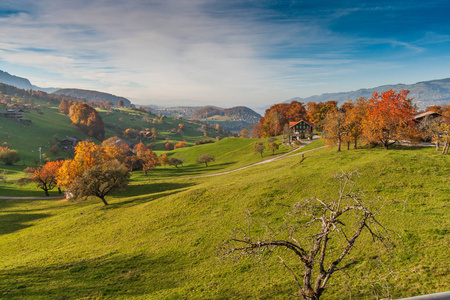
<box><xmin>1</xmin><ymin>108</ymin><xmax>24</xmax><ymax>121</ymax></box>
<box><xmin>413</xmin><ymin>111</ymin><xmax>442</xmax><ymax>122</ymax></box>
<box><xmin>60</xmin><ymin>137</ymin><xmax>81</xmax><ymax>151</ymax></box>
<box><xmin>289</xmin><ymin>120</ymin><xmax>314</xmax><ymax>142</ymax></box>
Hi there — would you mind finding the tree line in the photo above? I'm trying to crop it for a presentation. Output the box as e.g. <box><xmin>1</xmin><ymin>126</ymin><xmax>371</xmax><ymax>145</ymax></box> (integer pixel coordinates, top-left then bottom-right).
<box><xmin>254</xmin><ymin>90</ymin><xmax>450</xmax><ymax>152</ymax></box>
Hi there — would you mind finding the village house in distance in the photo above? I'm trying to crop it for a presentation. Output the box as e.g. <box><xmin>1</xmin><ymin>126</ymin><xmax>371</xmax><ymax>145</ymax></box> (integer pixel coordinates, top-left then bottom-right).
<box><xmin>289</xmin><ymin>120</ymin><xmax>314</xmax><ymax>142</ymax></box>
<box><xmin>1</xmin><ymin>108</ymin><xmax>24</xmax><ymax>121</ymax></box>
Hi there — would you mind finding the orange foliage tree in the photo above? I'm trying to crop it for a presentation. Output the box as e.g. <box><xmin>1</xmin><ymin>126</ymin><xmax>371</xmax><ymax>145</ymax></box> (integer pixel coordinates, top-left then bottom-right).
<box><xmin>25</xmin><ymin>160</ymin><xmax>64</xmax><ymax>196</ymax></box>
<box><xmin>69</xmin><ymin>103</ymin><xmax>105</xmax><ymax>140</ymax></box>
<box><xmin>134</xmin><ymin>142</ymin><xmax>159</xmax><ymax>174</ymax></box>
<box><xmin>174</xmin><ymin>141</ymin><xmax>187</xmax><ymax>149</ymax></box>
<box><xmin>306</xmin><ymin>100</ymin><xmax>338</xmax><ymax>131</ymax></box>
<box><xmin>254</xmin><ymin>101</ymin><xmax>307</xmax><ymax>137</ymax></box>
<box><xmin>322</xmin><ymin>110</ymin><xmax>346</xmax><ymax>152</ymax></box>
<box><xmin>344</xmin><ymin>97</ymin><xmax>369</xmax><ymax>149</ymax></box>
<box><xmin>57</xmin><ymin>141</ymin><xmax>130</xmax><ymax>205</ymax></box>
<box><xmin>362</xmin><ymin>90</ymin><xmax>417</xmax><ymax>149</ymax></box>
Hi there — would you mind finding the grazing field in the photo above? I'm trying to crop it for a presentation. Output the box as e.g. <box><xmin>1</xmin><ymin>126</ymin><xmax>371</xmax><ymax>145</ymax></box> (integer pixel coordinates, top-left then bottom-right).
<box><xmin>0</xmin><ymin>140</ymin><xmax>449</xmax><ymax>299</ymax></box>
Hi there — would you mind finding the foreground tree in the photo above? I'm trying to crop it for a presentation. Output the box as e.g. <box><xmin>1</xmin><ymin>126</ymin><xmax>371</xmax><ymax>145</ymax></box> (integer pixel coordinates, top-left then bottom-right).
<box><xmin>223</xmin><ymin>171</ymin><xmax>391</xmax><ymax>300</ymax></box>
<box><xmin>25</xmin><ymin>161</ymin><xmax>64</xmax><ymax>196</ymax></box>
<box><xmin>70</xmin><ymin>159</ymin><xmax>130</xmax><ymax>205</ymax></box>
<box><xmin>196</xmin><ymin>153</ymin><xmax>215</xmax><ymax>167</ymax></box>
<box><xmin>362</xmin><ymin>90</ymin><xmax>417</xmax><ymax>149</ymax></box>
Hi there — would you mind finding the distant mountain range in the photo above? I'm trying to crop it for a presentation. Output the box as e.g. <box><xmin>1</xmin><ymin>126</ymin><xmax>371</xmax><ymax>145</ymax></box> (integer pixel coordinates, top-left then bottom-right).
<box><xmin>285</xmin><ymin>78</ymin><xmax>450</xmax><ymax>109</ymax></box>
<box><xmin>0</xmin><ymin>70</ymin><xmax>59</xmax><ymax>93</ymax></box>
<box><xmin>0</xmin><ymin>70</ymin><xmax>131</xmax><ymax>106</ymax></box>
<box><xmin>151</xmin><ymin>105</ymin><xmax>261</xmax><ymax>132</ymax></box>
<box><xmin>53</xmin><ymin>88</ymin><xmax>132</xmax><ymax>107</ymax></box>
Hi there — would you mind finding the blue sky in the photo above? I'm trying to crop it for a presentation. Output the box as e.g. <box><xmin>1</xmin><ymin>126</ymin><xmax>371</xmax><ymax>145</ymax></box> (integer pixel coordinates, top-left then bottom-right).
<box><xmin>0</xmin><ymin>0</ymin><xmax>449</xmax><ymax>109</ymax></box>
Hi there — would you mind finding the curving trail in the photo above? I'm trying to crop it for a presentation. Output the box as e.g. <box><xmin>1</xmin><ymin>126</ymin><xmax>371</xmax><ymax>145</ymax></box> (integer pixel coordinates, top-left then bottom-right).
<box><xmin>0</xmin><ymin>139</ymin><xmax>325</xmax><ymax>199</ymax></box>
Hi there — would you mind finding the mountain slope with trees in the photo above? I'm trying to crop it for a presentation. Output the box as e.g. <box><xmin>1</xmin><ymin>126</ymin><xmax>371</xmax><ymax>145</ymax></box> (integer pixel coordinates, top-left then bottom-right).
<box><xmin>53</xmin><ymin>88</ymin><xmax>132</xmax><ymax>107</ymax></box>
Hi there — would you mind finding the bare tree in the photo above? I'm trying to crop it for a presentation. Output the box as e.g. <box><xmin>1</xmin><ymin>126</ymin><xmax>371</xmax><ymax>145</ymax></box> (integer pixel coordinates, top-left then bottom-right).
<box><xmin>222</xmin><ymin>171</ymin><xmax>392</xmax><ymax>300</ymax></box>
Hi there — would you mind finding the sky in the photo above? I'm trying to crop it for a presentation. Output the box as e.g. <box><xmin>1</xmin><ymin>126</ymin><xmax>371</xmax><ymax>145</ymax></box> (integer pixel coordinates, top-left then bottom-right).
<box><xmin>1</xmin><ymin>0</ymin><xmax>450</xmax><ymax>110</ymax></box>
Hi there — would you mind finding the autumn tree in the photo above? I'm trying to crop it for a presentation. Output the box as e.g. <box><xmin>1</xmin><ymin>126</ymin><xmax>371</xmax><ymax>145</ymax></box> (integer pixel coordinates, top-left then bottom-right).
<box><xmin>268</xmin><ymin>141</ymin><xmax>279</xmax><ymax>154</ymax></box>
<box><xmin>223</xmin><ymin>171</ymin><xmax>392</xmax><ymax>300</ymax></box>
<box><xmin>58</xmin><ymin>98</ymin><xmax>75</xmax><ymax>115</ymax></box>
<box><xmin>344</xmin><ymin>97</ymin><xmax>369</xmax><ymax>149</ymax></box>
<box><xmin>255</xmin><ymin>101</ymin><xmax>307</xmax><ymax>138</ymax></box>
<box><xmin>323</xmin><ymin>110</ymin><xmax>347</xmax><ymax>152</ymax></box>
<box><xmin>57</xmin><ymin>141</ymin><xmax>130</xmax><ymax>205</ymax></box>
<box><xmin>134</xmin><ymin>142</ymin><xmax>159</xmax><ymax>174</ymax></box>
<box><xmin>362</xmin><ymin>90</ymin><xmax>417</xmax><ymax>149</ymax></box>
<box><xmin>439</xmin><ymin>123</ymin><xmax>450</xmax><ymax>154</ymax></box>
<box><xmin>69</xmin><ymin>103</ymin><xmax>105</xmax><ymax>140</ymax></box>
<box><xmin>240</xmin><ymin>129</ymin><xmax>249</xmax><ymax>138</ymax></box>
<box><xmin>69</xmin><ymin>159</ymin><xmax>130</xmax><ymax>205</ymax></box>
<box><xmin>306</xmin><ymin>101</ymin><xmax>338</xmax><ymax>131</ymax></box>
<box><xmin>254</xmin><ymin>141</ymin><xmax>265</xmax><ymax>157</ymax></box>
<box><xmin>196</xmin><ymin>153</ymin><xmax>215</xmax><ymax>167</ymax></box>
<box><xmin>174</xmin><ymin>141</ymin><xmax>187</xmax><ymax>149</ymax></box>
<box><xmin>117</xmin><ymin>100</ymin><xmax>124</xmax><ymax>107</ymax></box>
<box><xmin>25</xmin><ymin>160</ymin><xmax>64</xmax><ymax>196</ymax></box>
<box><xmin>158</xmin><ymin>153</ymin><xmax>170</xmax><ymax>167</ymax></box>
<box><xmin>0</xmin><ymin>146</ymin><xmax>20</xmax><ymax>165</ymax></box>
<box><xmin>168</xmin><ymin>157</ymin><xmax>183</xmax><ymax>168</ymax></box>
<box><xmin>418</xmin><ymin>115</ymin><xmax>446</xmax><ymax>151</ymax></box>
<box><xmin>101</xmin><ymin>136</ymin><xmax>130</xmax><ymax>164</ymax></box>
<box><xmin>165</xmin><ymin>142</ymin><xmax>174</xmax><ymax>151</ymax></box>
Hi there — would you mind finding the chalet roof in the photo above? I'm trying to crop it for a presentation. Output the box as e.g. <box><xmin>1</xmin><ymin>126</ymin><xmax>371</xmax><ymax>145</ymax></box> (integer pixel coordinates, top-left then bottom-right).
<box><xmin>414</xmin><ymin>111</ymin><xmax>441</xmax><ymax>120</ymax></box>
<box><xmin>2</xmin><ymin>108</ymin><xmax>24</xmax><ymax>113</ymax></box>
<box><xmin>289</xmin><ymin>120</ymin><xmax>314</xmax><ymax>128</ymax></box>
<box><xmin>61</xmin><ymin>136</ymin><xmax>81</xmax><ymax>143</ymax></box>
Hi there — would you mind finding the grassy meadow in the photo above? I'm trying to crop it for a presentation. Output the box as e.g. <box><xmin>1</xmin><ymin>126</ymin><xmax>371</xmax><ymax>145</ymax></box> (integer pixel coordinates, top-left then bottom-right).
<box><xmin>0</xmin><ymin>139</ymin><xmax>449</xmax><ymax>299</ymax></box>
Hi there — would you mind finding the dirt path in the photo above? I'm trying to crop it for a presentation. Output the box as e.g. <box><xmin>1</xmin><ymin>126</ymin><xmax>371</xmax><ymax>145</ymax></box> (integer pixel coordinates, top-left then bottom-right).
<box><xmin>1</xmin><ymin>140</ymin><xmax>324</xmax><ymax>199</ymax></box>
<box><xmin>167</xmin><ymin>141</ymin><xmax>326</xmax><ymax>180</ymax></box>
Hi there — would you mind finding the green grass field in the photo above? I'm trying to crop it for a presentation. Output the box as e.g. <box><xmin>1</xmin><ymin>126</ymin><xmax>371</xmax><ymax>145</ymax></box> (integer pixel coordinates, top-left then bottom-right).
<box><xmin>0</xmin><ymin>140</ymin><xmax>448</xmax><ymax>299</ymax></box>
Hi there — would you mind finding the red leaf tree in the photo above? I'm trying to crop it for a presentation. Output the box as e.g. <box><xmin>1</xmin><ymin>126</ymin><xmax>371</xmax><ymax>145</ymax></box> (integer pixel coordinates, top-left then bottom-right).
<box><xmin>362</xmin><ymin>90</ymin><xmax>417</xmax><ymax>149</ymax></box>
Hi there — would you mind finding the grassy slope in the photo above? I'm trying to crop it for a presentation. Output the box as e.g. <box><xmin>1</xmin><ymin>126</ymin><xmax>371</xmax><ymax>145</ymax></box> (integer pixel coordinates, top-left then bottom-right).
<box><xmin>0</xmin><ymin>142</ymin><xmax>448</xmax><ymax>299</ymax></box>
<box><xmin>0</xmin><ymin>101</ymin><xmax>228</xmax><ymax>178</ymax></box>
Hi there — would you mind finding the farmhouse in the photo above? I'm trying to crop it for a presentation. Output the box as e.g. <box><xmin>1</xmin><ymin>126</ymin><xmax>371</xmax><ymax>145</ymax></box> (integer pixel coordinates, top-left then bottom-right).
<box><xmin>289</xmin><ymin>120</ymin><xmax>314</xmax><ymax>142</ymax></box>
<box><xmin>1</xmin><ymin>108</ymin><xmax>24</xmax><ymax>121</ymax></box>
<box><xmin>60</xmin><ymin>137</ymin><xmax>81</xmax><ymax>151</ymax></box>
<box><xmin>413</xmin><ymin>111</ymin><xmax>442</xmax><ymax>122</ymax></box>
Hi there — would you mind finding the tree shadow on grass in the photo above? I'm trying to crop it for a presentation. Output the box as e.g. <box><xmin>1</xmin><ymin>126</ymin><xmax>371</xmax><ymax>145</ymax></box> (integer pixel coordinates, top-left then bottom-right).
<box><xmin>108</xmin><ymin>182</ymin><xmax>196</xmax><ymax>208</ymax></box>
<box><xmin>149</xmin><ymin>162</ymin><xmax>236</xmax><ymax>179</ymax></box>
<box><xmin>0</xmin><ymin>212</ymin><xmax>51</xmax><ymax>235</ymax></box>
<box><xmin>0</xmin><ymin>252</ymin><xmax>190</xmax><ymax>299</ymax></box>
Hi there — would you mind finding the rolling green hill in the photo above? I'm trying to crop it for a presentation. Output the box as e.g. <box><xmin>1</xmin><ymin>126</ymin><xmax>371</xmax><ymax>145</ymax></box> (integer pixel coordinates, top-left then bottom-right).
<box><xmin>0</xmin><ymin>91</ymin><xmax>230</xmax><ymax>177</ymax></box>
<box><xmin>0</xmin><ymin>141</ymin><xmax>448</xmax><ymax>299</ymax></box>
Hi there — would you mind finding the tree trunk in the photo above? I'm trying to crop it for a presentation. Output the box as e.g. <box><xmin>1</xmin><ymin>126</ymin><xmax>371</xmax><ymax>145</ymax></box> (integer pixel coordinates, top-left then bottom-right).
<box><xmin>337</xmin><ymin>138</ymin><xmax>341</xmax><ymax>152</ymax></box>
<box><xmin>99</xmin><ymin>195</ymin><xmax>109</xmax><ymax>205</ymax></box>
<box><xmin>354</xmin><ymin>138</ymin><xmax>357</xmax><ymax>149</ymax></box>
<box><xmin>347</xmin><ymin>142</ymin><xmax>350</xmax><ymax>150</ymax></box>
<box><xmin>435</xmin><ymin>140</ymin><xmax>440</xmax><ymax>152</ymax></box>
<box><xmin>44</xmin><ymin>189</ymin><xmax>49</xmax><ymax>197</ymax></box>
